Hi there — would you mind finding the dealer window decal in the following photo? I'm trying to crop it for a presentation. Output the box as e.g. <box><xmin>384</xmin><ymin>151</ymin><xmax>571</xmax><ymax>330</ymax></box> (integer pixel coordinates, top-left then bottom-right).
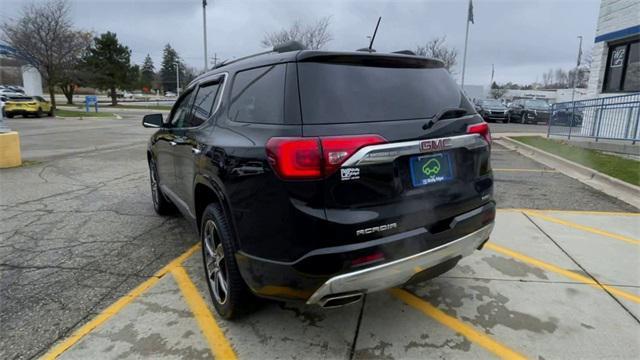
<box><xmin>611</xmin><ymin>47</ymin><xmax>626</xmax><ymax>68</ymax></box>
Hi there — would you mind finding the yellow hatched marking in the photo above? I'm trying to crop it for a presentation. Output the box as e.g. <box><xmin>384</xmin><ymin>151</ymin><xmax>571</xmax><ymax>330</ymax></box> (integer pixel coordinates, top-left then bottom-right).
<box><xmin>486</xmin><ymin>243</ymin><xmax>640</xmax><ymax>304</ymax></box>
<box><xmin>172</xmin><ymin>266</ymin><xmax>237</xmax><ymax>360</ymax></box>
<box><xmin>390</xmin><ymin>288</ymin><xmax>527</xmax><ymax>360</ymax></box>
<box><xmin>40</xmin><ymin>244</ymin><xmax>201</xmax><ymax>360</ymax></box>
<box><xmin>524</xmin><ymin>210</ymin><xmax>640</xmax><ymax>245</ymax></box>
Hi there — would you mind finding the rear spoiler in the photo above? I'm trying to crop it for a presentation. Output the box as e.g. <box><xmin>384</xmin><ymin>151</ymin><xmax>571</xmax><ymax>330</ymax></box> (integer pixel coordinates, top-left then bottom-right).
<box><xmin>296</xmin><ymin>51</ymin><xmax>444</xmax><ymax>69</ymax></box>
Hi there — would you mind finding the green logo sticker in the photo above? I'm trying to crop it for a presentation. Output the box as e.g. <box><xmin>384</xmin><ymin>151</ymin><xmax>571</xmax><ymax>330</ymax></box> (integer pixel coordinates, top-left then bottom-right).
<box><xmin>422</xmin><ymin>158</ymin><xmax>441</xmax><ymax>176</ymax></box>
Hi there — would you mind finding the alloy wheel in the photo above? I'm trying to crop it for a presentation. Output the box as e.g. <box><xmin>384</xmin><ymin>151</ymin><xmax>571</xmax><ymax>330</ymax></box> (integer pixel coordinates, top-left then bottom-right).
<box><xmin>203</xmin><ymin>219</ymin><xmax>228</xmax><ymax>305</ymax></box>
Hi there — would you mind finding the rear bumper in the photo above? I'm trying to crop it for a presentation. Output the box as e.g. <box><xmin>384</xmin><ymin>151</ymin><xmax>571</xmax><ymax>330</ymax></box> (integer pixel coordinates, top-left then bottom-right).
<box><xmin>306</xmin><ymin>222</ymin><xmax>493</xmax><ymax>305</ymax></box>
<box><xmin>235</xmin><ymin>202</ymin><xmax>495</xmax><ymax>302</ymax></box>
<box><xmin>5</xmin><ymin>109</ymin><xmax>38</xmax><ymax>115</ymax></box>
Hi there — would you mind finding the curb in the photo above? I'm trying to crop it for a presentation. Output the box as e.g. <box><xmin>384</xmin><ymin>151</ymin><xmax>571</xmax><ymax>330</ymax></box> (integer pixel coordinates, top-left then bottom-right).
<box><xmin>496</xmin><ymin>137</ymin><xmax>640</xmax><ymax>210</ymax></box>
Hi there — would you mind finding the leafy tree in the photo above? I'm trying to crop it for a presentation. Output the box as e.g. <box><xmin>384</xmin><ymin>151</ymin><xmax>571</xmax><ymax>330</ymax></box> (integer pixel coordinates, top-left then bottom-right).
<box><xmin>82</xmin><ymin>31</ymin><xmax>137</xmax><ymax>105</ymax></box>
<box><xmin>415</xmin><ymin>36</ymin><xmax>458</xmax><ymax>73</ymax></box>
<box><xmin>262</xmin><ymin>16</ymin><xmax>332</xmax><ymax>50</ymax></box>
<box><xmin>160</xmin><ymin>44</ymin><xmax>183</xmax><ymax>93</ymax></box>
<box><xmin>140</xmin><ymin>54</ymin><xmax>155</xmax><ymax>92</ymax></box>
<box><xmin>1</xmin><ymin>0</ymin><xmax>91</xmax><ymax>109</ymax></box>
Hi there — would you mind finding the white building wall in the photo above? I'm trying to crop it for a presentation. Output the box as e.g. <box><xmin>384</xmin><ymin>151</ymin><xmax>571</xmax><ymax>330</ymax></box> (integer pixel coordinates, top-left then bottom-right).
<box><xmin>587</xmin><ymin>0</ymin><xmax>640</xmax><ymax>97</ymax></box>
<box><xmin>21</xmin><ymin>65</ymin><xmax>43</xmax><ymax>96</ymax></box>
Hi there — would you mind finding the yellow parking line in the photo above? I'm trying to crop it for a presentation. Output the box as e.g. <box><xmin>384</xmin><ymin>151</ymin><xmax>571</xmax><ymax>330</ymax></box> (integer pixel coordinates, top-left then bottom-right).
<box><xmin>493</xmin><ymin>168</ymin><xmax>557</xmax><ymax>173</ymax></box>
<box><xmin>498</xmin><ymin>208</ymin><xmax>640</xmax><ymax>216</ymax></box>
<box><xmin>40</xmin><ymin>244</ymin><xmax>201</xmax><ymax>360</ymax></box>
<box><xmin>486</xmin><ymin>243</ymin><xmax>640</xmax><ymax>304</ymax></box>
<box><xmin>524</xmin><ymin>210</ymin><xmax>640</xmax><ymax>245</ymax></box>
<box><xmin>172</xmin><ymin>266</ymin><xmax>237</xmax><ymax>360</ymax></box>
<box><xmin>390</xmin><ymin>288</ymin><xmax>527</xmax><ymax>360</ymax></box>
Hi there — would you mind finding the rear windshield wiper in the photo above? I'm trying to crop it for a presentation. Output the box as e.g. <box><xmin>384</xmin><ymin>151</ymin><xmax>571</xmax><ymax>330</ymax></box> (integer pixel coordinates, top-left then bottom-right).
<box><xmin>437</xmin><ymin>108</ymin><xmax>468</xmax><ymax>120</ymax></box>
<box><xmin>423</xmin><ymin>108</ymin><xmax>469</xmax><ymax>130</ymax></box>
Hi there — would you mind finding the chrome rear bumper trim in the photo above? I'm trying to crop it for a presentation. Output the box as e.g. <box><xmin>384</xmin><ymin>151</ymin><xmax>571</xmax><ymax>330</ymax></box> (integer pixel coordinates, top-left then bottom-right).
<box><xmin>341</xmin><ymin>133</ymin><xmax>487</xmax><ymax>167</ymax></box>
<box><xmin>306</xmin><ymin>222</ymin><xmax>494</xmax><ymax>305</ymax></box>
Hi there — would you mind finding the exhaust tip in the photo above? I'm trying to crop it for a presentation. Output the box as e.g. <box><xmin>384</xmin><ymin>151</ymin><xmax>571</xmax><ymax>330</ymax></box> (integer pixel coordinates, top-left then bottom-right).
<box><xmin>319</xmin><ymin>292</ymin><xmax>364</xmax><ymax>308</ymax></box>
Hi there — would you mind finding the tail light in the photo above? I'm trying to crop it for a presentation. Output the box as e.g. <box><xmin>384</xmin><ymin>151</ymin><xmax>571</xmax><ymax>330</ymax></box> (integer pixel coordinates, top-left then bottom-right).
<box><xmin>467</xmin><ymin>122</ymin><xmax>491</xmax><ymax>144</ymax></box>
<box><xmin>266</xmin><ymin>135</ymin><xmax>387</xmax><ymax>179</ymax></box>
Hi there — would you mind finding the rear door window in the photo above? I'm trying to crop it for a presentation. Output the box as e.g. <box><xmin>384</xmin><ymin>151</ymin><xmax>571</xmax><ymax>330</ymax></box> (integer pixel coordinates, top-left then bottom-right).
<box><xmin>297</xmin><ymin>62</ymin><xmax>472</xmax><ymax>124</ymax></box>
<box><xmin>229</xmin><ymin>64</ymin><xmax>285</xmax><ymax>124</ymax></box>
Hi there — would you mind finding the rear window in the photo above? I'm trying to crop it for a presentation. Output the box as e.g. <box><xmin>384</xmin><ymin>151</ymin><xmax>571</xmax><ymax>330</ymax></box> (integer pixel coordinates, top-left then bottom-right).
<box><xmin>298</xmin><ymin>63</ymin><xmax>472</xmax><ymax>124</ymax></box>
<box><xmin>7</xmin><ymin>97</ymin><xmax>33</xmax><ymax>102</ymax></box>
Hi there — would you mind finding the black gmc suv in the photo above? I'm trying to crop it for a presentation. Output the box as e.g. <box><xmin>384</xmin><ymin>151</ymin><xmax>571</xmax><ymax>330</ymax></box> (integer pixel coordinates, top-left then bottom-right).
<box><xmin>143</xmin><ymin>44</ymin><xmax>495</xmax><ymax>319</ymax></box>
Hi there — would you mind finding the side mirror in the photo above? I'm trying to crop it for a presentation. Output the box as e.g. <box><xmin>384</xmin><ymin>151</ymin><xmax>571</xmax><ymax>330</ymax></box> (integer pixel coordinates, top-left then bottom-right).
<box><xmin>142</xmin><ymin>113</ymin><xmax>164</xmax><ymax>128</ymax></box>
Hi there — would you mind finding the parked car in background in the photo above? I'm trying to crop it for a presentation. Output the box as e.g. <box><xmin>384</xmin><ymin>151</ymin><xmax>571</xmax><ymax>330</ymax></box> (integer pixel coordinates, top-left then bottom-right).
<box><xmin>507</xmin><ymin>99</ymin><xmax>551</xmax><ymax>124</ymax></box>
<box><xmin>143</xmin><ymin>45</ymin><xmax>495</xmax><ymax>319</ymax></box>
<box><xmin>164</xmin><ymin>91</ymin><xmax>177</xmax><ymax>97</ymax></box>
<box><xmin>475</xmin><ymin>99</ymin><xmax>508</xmax><ymax>122</ymax></box>
<box><xmin>550</xmin><ymin>104</ymin><xmax>583</xmax><ymax>126</ymax></box>
<box><xmin>0</xmin><ymin>86</ymin><xmax>25</xmax><ymax>95</ymax></box>
<box><xmin>4</xmin><ymin>95</ymin><xmax>53</xmax><ymax>118</ymax></box>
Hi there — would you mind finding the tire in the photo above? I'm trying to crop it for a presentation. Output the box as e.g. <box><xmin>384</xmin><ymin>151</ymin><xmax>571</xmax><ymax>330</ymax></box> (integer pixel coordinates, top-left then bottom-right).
<box><xmin>201</xmin><ymin>203</ymin><xmax>255</xmax><ymax>319</ymax></box>
<box><xmin>47</xmin><ymin>110</ymin><xmax>53</xmax><ymax>117</ymax></box>
<box><xmin>6</xmin><ymin>113</ymin><xmax>13</xmax><ymax>118</ymax></box>
<box><xmin>148</xmin><ymin>160</ymin><xmax>176</xmax><ymax>215</ymax></box>
<box><xmin>35</xmin><ymin>108</ymin><xmax>43</xmax><ymax>118</ymax></box>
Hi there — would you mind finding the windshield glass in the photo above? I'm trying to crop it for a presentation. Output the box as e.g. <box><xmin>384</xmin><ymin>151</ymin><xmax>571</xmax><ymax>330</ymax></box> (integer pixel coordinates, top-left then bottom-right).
<box><xmin>298</xmin><ymin>63</ymin><xmax>473</xmax><ymax>124</ymax></box>
<box><xmin>525</xmin><ymin>99</ymin><xmax>549</xmax><ymax>107</ymax></box>
<box><xmin>480</xmin><ymin>100</ymin><xmax>503</xmax><ymax>107</ymax></box>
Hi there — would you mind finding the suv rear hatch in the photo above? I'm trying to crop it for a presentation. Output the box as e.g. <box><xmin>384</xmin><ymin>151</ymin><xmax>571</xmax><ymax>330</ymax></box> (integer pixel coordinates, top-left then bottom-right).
<box><xmin>295</xmin><ymin>52</ymin><xmax>493</xmax><ymax>247</ymax></box>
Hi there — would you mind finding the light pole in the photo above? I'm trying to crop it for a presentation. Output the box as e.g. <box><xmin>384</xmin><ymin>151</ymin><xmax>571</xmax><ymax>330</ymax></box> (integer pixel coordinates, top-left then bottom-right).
<box><xmin>202</xmin><ymin>0</ymin><xmax>208</xmax><ymax>71</ymax></box>
<box><xmin>175</xmin><ymin>62</ymin><xmax>180</xmax><ymax>97</ymax></box>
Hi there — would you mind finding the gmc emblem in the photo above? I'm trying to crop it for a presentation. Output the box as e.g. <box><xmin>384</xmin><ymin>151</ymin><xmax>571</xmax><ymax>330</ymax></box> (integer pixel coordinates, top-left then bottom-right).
<box><xmin>420</xmin><ymin>138</ymin><xmax>452</xmax><ymax>152</ymax></box>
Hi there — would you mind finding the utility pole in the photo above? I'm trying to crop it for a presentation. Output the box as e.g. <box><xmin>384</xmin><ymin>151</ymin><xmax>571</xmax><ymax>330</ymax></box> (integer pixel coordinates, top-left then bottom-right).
<box><xmin>490</xmin><ymin>63</ymin><xmax>494</xmax><ymax>96</ymax></box>
<box><xmin>211</xmin><ymin>53</ymin><xmax>219</xmax><ymax>68</ymax></box>
<box><xmin>175</xmin><ymin>62</ymin><xmax>180</xmax><ymax>97</ymax></box>
<box><xmin>568</xmin><ymin>35</ymin><xmax>583</xmax><ymax>139</ymax></box>
<box><xmin>202</xmin><ymin>0</ymin><xmax>208</xmax><ymax>71</ymax></box>
<box><xmin>571</xmin><ymin>36</ymin><xmax>583</xmax><ymax>105</ymax></box>
<box><xmin>461</xmin><ymin>0</ymin><xmax>474</xmax><ymax>90</ymax></box>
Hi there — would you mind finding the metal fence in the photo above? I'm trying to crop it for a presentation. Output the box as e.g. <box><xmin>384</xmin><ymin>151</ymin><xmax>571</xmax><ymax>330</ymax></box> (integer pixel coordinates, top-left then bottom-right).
<box><xmin>547</xmin><ymin>93</ymin><xmax>640</xmax><ymax>144</ymax></box>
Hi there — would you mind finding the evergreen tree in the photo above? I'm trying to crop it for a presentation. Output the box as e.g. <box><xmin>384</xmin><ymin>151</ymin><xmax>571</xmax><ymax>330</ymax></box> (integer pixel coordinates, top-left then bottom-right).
<box><xmin>140</xmin><ymin>54</ymin><xmax>155</xmax><ymax>92</ymax></box>
<box><xmin>160</xmin><ymin>44</ymin><xmax>184</xmax><ymax>93</ymax></box>
<box><xmin>82</xmin><ymin>31</ymin><xmax>137</xmax><ymax>105</ymax></box>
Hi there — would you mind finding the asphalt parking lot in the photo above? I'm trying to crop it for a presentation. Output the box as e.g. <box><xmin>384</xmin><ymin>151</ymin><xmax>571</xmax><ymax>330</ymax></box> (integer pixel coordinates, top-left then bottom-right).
<box><xmin>1</xmin><ymin>116</ymin><xmax>638</xmax><ymax>359</ymax></box>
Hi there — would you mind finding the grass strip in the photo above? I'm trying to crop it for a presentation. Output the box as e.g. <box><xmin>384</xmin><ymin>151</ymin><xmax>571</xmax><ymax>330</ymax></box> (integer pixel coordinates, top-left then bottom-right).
<box><xmin>511</xmin><ymin>136</ymin><xmax>639</xmax><ymax>186</ymax></box>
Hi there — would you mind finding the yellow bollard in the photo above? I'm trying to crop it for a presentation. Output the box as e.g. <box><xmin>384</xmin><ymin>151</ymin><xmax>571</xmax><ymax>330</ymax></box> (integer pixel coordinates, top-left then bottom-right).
<box><xmin>0</xmin><ymin>131</ymin><xmax>22</xmax><ymax>168</ymax></box>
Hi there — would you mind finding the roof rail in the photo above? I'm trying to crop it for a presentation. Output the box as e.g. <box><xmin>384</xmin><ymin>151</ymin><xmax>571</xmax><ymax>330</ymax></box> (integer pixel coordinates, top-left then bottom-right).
<box><xmin>212</xmin><ymin>40</ymin><xmax>306</xmax><ymax>70</ymax></box>
<box><xmin>392</xmin><ymin>50</ymin><xmax>416</xmax><ymax>55</ymax></box>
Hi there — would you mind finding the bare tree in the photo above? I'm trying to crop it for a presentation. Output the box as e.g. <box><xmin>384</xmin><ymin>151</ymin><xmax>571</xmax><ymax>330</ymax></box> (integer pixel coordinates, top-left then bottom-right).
<box><xmin>542</xmin><ymin>69</ymin><xmax>553</xmax><ymax>88</ymax></box>
<box><xmin>490</xmin><ymin>87</ymin><xmax>507</xmax><ymax>99</ymax></box>
<box><xmin>415</xmin><ymin>36</ymin><xmax>458</xmax><ymax>73</ymax></box>
<box><xmin>58</xmin><ymin>32</ymin><xmax>92</xmax><ymax>104</ymax></box>
<box><xmin>1</xmin><ymin>0</ymin><xmax>89</xmax><ymax>109</ymax></box>
<box><xmin>261</xmin><ymin>16</ymin><xmax>332</xmax><ymax>50</ymax></box>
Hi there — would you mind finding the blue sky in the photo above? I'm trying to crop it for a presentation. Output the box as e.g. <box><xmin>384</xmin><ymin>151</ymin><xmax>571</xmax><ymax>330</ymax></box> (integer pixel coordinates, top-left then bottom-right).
<box><xmin>1</xmin><ymin>0</ymin><xmax>601</xmax><ymax>86</ymax></box>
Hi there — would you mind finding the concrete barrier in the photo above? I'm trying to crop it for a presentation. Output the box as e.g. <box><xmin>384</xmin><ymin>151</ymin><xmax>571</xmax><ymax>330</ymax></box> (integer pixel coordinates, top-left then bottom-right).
<box><xmin>0</xmin><ymin>131</ymin><xmax>22</xmax><ymax>168</ymax></box>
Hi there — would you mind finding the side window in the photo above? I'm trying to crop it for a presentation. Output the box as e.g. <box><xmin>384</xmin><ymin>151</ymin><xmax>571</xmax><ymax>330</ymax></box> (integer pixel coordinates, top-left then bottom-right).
<box><xmin>170</xmin><ymin>90</ymin><xmax>195</xmax><ymax>128</ymax></box>
<box><xmin>229</xmin><ymin>64</ymin><xmax>285</xmax><ymax>124</ymax></box>
<box><xmin>35</xmin><ymin>96</ymin><xmax>45</xmax><ymax>102</ymax></box>
<box><xmin>188</xmin><ymin>81</ymin><xmax>221</xmax><ymax>127</ymax></box>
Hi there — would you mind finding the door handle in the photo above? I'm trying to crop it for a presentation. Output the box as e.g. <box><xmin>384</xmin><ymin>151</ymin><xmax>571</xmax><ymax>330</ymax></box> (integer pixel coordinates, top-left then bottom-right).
<box><xmin>191</xmin><ymin>147</ymin><xmax>201</xmax><ymax>155</ymax></box>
